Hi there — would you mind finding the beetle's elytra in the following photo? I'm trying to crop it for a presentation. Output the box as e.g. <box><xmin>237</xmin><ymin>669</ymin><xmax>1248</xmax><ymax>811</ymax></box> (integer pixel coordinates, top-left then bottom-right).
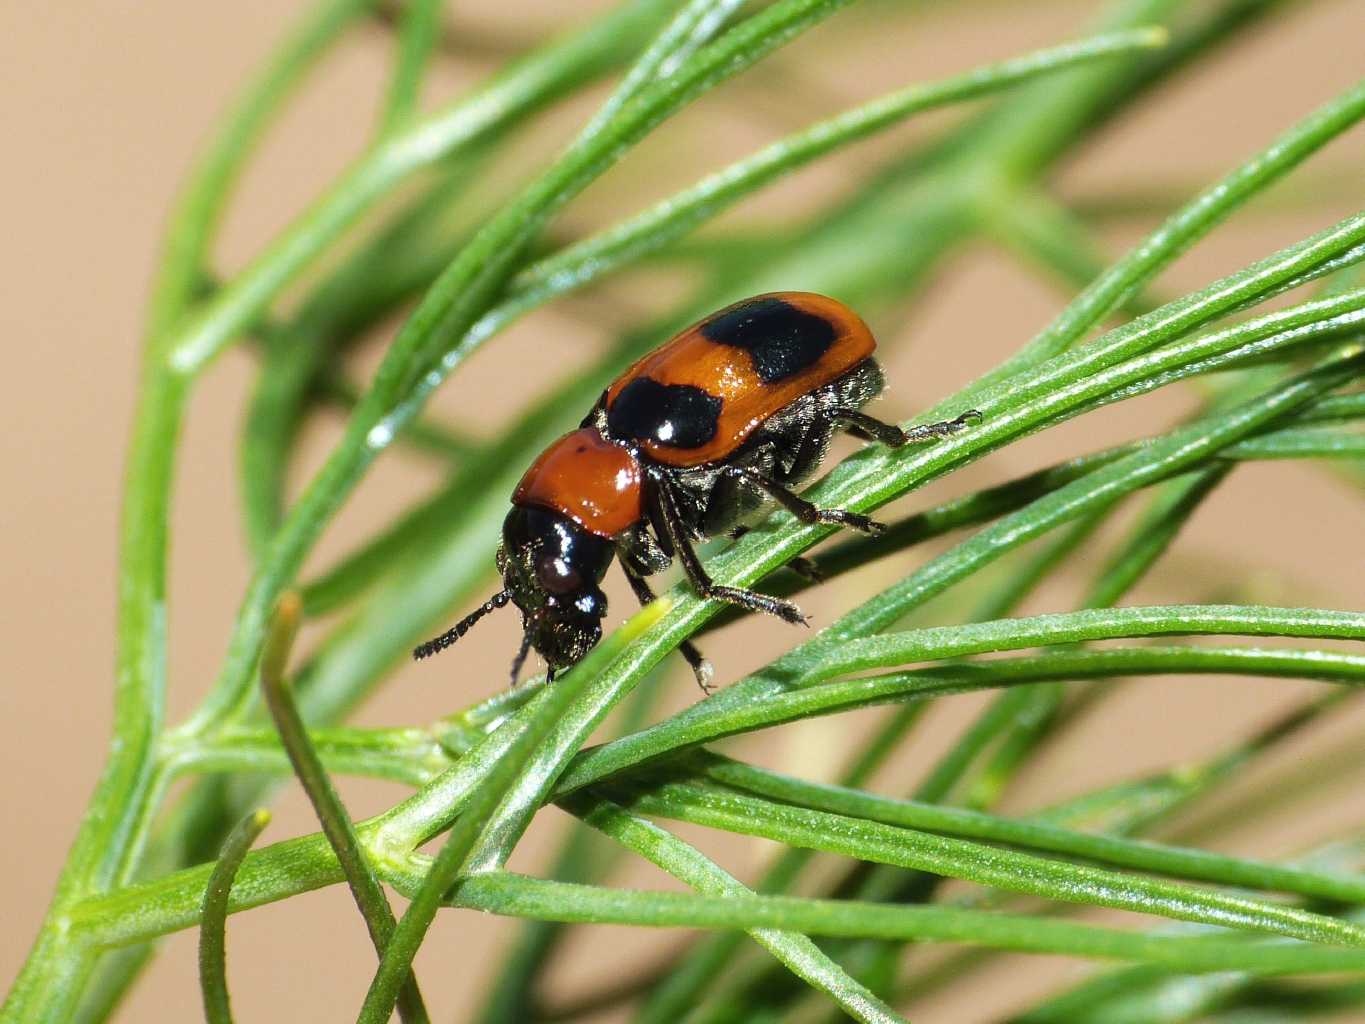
<box><xmin>414</xmin><ymin>292</ymin><xmax>979</xmax><ymax>690</ymax></box>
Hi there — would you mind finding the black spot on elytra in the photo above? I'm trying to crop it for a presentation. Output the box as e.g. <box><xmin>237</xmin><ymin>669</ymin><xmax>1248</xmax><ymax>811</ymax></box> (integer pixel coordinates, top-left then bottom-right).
<box><xmin>700</xmin><ymin>296</ymin><xmax>837</xmax><ymax>383</ymax></box>
<box><xmin>607</xmin><ymin>378</ymin><xmax>721</xmax><ymax>449</ymax></box>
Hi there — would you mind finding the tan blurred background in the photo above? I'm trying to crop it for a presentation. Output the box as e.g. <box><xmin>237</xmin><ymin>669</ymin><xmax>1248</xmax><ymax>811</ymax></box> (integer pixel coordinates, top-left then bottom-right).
<box><xmin>2</xmin><ymin>1</ymin><xmax>1363</xmax><ymax>1020</ymax></box>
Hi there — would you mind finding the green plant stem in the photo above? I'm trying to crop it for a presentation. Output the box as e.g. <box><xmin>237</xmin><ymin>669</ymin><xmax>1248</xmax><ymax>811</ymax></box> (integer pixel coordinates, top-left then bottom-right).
<box><xmin>56</xmin><ymin>646</ymin><xmax>1365</xmax><ymax>953</ymax></box>
<box><xmin>165</xmin><ymin>726</ymin><xmax>450</xmax><ymax>786</ymax></box>
<box><xmin>474</xmin><ymin>676</ymin><xmax>668</xmax><ymax>1024</ymax></box>
<box><xmin>354</xmin><ymin>600</ymin><xmax>669</xmax><ymax>1024</ymax></box>
<box><xmin>258</xmin><ymin>595</ymin><xmax>428</xmax><ymax>1023</ymax></box>
<box><xmin>199</xmin><ymin>810</ymin><xmax>272</xmax><ymax>1024</ymax></box>
<box><xmin>2</xmin><ymin>4</ymin><xmax>382</xmax><ymax>1017</ymax></box>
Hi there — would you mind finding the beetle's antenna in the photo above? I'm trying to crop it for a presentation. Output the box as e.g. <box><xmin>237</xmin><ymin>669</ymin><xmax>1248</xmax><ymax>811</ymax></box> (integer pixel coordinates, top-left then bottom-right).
<box><xmin>509</xmin><ymin>627</ymin><xmax>534</xmax><ymax>687</ymax></box>
<box><xmin>412</xmin><ymin>591</ymin><xmax>511</xmax><ymax>660</ymax></box>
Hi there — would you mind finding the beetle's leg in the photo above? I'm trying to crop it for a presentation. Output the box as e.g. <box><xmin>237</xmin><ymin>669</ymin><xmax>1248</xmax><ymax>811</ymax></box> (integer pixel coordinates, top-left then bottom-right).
<box><xmin>721</xmin><ymin>464</ymin><xmax>884</xmax><ymax>535</ymax></box>
<box><xmin>622</xmin><ymin>566</ymin><xmax>714</xmax><ymax>692</ymax></box>
<box><xmin>648</xmin><ymin>470</ymin><xmax>807</xmax><ymax>626</ymax></box>
<box><xmin>833</xmin><ymin>408</ymin><xmax>981</xmax><ymax>446</ymax></box>
<box><xmin>728</xmin><ymin>526</ymin><xmax>824</xmax><ymax>582</ymax></box>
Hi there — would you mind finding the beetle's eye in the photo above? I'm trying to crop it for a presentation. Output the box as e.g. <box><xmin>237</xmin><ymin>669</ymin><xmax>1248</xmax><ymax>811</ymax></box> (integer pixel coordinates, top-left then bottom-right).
<box><xmin>536</xmin><ymin>553</ymin><xmax>582</xmax><ymax>594</ymax></box>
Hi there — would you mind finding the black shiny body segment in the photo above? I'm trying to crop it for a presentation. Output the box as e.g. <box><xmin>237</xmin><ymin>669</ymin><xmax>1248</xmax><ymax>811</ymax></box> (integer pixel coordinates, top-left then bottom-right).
<box><xmin>698</xmin><ymin>294</ymin><xmax>838</xmax><ymax>383</ymax></box>
<box><xmin>497</xmin><ymin>505</ymin><xmax>614</xmax><ymax>670</ymax></box>
<box><xmin>605</xmin><ymin>377</ymin><xmax>723</xmax><ymax>449</ymax></box>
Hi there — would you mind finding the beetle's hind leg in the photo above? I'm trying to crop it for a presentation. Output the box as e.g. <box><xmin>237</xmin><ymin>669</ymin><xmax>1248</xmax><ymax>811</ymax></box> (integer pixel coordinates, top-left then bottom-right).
<box><xmin>834</xmin><ymin>407</ymin><xmax>981</xmax><ymax>447</ymax></box>
<box><xmin>648</xmin><ymin>470</ymin><xmax>808</xmax><ymax>627</ymax></box>
<box><xmin>722</xmin><ymin>464</ymin><xmax>884</xmax><ymax>535</ymax></box>
<box><xmin>622</xmin><ymin>566</ymin><xmax>715</xmax><ymax>692</ymax></box>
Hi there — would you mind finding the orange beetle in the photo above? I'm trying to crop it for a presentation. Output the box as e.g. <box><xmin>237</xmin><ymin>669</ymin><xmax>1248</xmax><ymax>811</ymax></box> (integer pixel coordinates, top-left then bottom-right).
<box><xmin>415</xmin><ymin>293</ymin><xmax>979</xmax><ymax>689</ymax></box>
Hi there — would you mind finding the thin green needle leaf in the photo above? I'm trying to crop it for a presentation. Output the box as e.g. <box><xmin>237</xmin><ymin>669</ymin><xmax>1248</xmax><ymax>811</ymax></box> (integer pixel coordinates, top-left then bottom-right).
<box><xmin>977</xmin><ymin>76</ymin><xmax>1365</xmax><ymax>391</ymax></box>
<box><xmin>377</xmin><ymin>0</ymin><xmax>442</xmax><ymax>135</ymax></box>
<box><xmin>165</xmin><ymin>0</ymin><xmax>678</xmax><ymax>376</ymax></box>
<box><xmin>987</xmin><ymin>187</ymin><xmax>1160</xmax><ymax>315</ymax></box>
<box><xmin>1295</xmin><ymin>390</ymin><xmax>1365</xmax><ymax>425</ymax></box>
<box><xmin>79</xmin><ymin>850</ymin><xmax>1365</xmax><ymax>980</ymax></box>
<box><xmin>151</xmin><ymin>0</ymin><xmax>376</xmax><ymax>339</ymax></box>
<box><xmin>167</xmin><ymin>725</ymin><xmax>450</xmax><ymax>786</ymax></box>
<box><xmin>565</xmin><ymin>793</ymin><xmax>908</xmax><ymax>1024</ymax></box>
<box><xmin>474</xmin><ymin>678</ymin><xmax>667</xmax><ymax>1024</ymax></box>
<box><xmin>450</xmin><ymin>872</ymin><xmax>1365</xmax><ymax>976</ymax></box>
<box><xmin>508</xmin><ymin>27</ymin><xmax>1169</xmax><ymax>312</ymax></box>
<box><xmin>1224</xmin><ymin>426</ymin><xmax>1365</xmax><ymax>461</ymax></box>
<box><xmin>1011</xmin><ymin>847</ymin><xmax>1365</xmax><ymax>1024</ymax></box>
<box><xmin>259</xmin><ymin>594</ymin><xmax>429</xmax><ymax>1024</ymax></box>
<box><xmin>961</xmin><ymin>465</ymin><xmax>1232</xmax><ymax>813</ymax></box>
<box><xmin>611</xmin><ymin>778</ymin><xmax>1365</xmax><ymax>947</ymax></box>
<box><xmin>797</xmin><ymin>604</ymin><xmax>1365</xmax><ymax>684</ymax></box>
<box><xmin>199</xmin><ymin>809</ymin><xmax>271</xmax><ymax>1024</ymax></box>
<box><xmin>313</xmin><ymin>373</ymin><xmax>481</xmax><ymax>462</ymax></box>
<box><xmin>556</xmin><ymin>646</ymin><xmax>1365</xmax><ymax>798</ymax></box>
<box><xmin>695</xmin><ymin>753</ymin><xmax>1365</xmax><ymax>906</ymax></box>
<box><xmin>636</xmin><ymin>704</ymin><xmax>932</xmax><ymax>1024</ymax></box>
<box><xmin>580</xmin><ymin>0</ymin><xmax>745</xmax><ymax>140</ymax></box>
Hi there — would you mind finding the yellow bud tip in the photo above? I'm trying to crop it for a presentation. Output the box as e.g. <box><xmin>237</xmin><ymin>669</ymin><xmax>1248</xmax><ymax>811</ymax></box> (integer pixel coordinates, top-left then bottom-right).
<box><xmin>275</xmin><ymin>591</ymin><xmax>303</xmax><ymax>628</ymax></box>
<box><xmin>1139</xmin><ymin>26</ymin><xmax>1170</xmax><ymax>48</ymax></box>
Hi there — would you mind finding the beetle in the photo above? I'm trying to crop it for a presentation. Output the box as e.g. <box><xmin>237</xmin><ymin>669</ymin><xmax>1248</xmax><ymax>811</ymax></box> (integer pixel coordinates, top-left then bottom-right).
<box><xmin>413</xmin><ymin>292</ymin><xmax>979</xmax><ymax>689</ymax></box>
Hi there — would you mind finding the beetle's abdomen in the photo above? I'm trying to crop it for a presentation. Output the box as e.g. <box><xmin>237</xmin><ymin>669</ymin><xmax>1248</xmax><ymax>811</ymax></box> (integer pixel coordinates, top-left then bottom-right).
<box><xmin>513</xmin><ymin>427</ymin><xmax>644</xmax><ymax>538</ymax></box>
<box><xmin>604</xmin><ymin>292</ymin><xmax>875</xmax><ymax>467</ymax></box>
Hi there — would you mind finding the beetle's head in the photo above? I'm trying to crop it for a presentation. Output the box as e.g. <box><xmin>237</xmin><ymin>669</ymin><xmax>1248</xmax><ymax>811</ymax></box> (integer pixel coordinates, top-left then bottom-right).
<box><xmin>493</xmin><ymin>505</ymin><xmax>612</xmax><ymax>679</ymax></box>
